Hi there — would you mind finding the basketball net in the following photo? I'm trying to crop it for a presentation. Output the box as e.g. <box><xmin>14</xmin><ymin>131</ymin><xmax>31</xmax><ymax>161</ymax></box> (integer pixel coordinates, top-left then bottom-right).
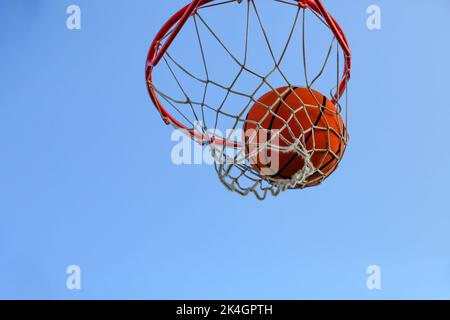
<box><xmin>146</xmin><ymin>0</ymin><xmax>351</xmax><ymax>200</ymax></box>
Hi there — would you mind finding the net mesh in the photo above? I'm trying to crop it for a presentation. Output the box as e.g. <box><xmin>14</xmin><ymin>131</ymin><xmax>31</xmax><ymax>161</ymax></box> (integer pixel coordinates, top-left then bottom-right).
<box><xmin>148</xmin><ymin>0</ymin><xmax>349</xmax><ymax>200</ymax></box>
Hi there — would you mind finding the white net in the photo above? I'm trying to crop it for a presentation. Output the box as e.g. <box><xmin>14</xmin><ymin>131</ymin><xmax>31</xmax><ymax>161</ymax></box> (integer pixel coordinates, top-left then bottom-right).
<box><xmin>148</xmin><ymin>0</ymin><xmax>349</xmax><ymax>199</ymax></box>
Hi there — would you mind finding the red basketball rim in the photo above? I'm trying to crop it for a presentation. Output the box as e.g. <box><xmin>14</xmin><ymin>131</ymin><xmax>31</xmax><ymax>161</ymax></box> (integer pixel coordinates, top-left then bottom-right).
<box><xmin>145</xmin><ymin>0</ymin><xmax>351</xmax><ymax>147</ymax></box>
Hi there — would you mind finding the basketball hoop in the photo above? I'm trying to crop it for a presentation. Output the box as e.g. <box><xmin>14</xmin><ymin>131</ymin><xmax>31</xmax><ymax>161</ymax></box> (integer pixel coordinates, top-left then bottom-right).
<box><xmin>146</xmin><ymin>0</ymin><xmax>351</xmax><ymax>200</ymax></box>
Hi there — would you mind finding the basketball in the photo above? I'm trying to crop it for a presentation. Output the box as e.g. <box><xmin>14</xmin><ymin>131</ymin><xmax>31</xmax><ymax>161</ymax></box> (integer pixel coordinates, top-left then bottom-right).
<box><xmin>243</xmin><ymin>86</ymin><xmax>347</xmax><ymax>187</ymax></box>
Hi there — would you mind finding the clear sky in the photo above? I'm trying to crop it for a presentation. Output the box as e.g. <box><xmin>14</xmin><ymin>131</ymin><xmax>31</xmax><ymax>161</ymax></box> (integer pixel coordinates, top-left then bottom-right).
<box><xmin>1</xmin><ymin>0</ymin><xmax>450</xmax><ymax>299</ymax></box>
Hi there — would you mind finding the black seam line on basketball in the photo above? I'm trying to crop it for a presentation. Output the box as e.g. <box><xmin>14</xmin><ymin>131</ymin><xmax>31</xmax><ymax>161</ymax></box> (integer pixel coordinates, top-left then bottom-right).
<box><xmin>319</xmin><ymin>113</ymin><xmax>345</xmax><ymax>171</ymax></box>
<box><xmin>276</xmin><ymin>151</ymin><xmax>301</xmax><ymax>177</ymax></box>
<box><xmin>254</xmin><ymin>162</ymin><xmax>263</xmax><ymax>174</ymax></box>
<box><xmin>247</xmin><ymin>137</ymin><xmax>272</xmax><ymax>176</ymax></box>
<box><xmin>267</xmin><ymin>87</ymin><xmax>298</xmax><ymax>132</ymax></box>
<box><xmin>244</xmin><ymin>87</ymin><xmax>296</xmax><ymax>156</ymax></box>
<box><xmin>274</xmin><ymin>173</ymin><xmax>292</xmax><ymax>180</ymax></box>
<box><xmin>246</xmin><ymin>88</ymin><xmax>295</xmax><ymax>177</ymax></box>
<box><xmin>319</xmin><ymin>138</ymin><xmax>343</xmax><ymax>171</ymax></box>
<box><xmin>319</xmin><ymin>146</ymin><xmax>342</xmax><ymax>171</ymax></box>
<box><xmin>276</xmin><ymin>95</ymin><xmax>328</xmax><ymax>177</ymax></box>
<box><xmin>265</xmin><ymin>87</ymin><xmax>297</xmax><ymax>179</ymax></box>
<box><xmin>304</xmin><ymin>95</ymin><xmax>327</xmax><ymax>143</ymax></box>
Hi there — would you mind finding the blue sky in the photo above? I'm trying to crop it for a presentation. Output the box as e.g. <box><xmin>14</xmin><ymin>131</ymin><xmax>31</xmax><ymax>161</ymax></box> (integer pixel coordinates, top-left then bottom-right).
<box><xmin>1</xmin><ymin>0</ymin><xmax>450</xmax><ymax>299</ymax></box>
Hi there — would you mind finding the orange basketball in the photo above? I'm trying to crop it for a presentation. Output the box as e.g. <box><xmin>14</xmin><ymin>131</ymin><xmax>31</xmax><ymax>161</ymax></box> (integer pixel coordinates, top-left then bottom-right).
<box><xmin>243</xmin><ymin>86</ymin><xmax>348</xmax><ymax>187</ymax></box>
